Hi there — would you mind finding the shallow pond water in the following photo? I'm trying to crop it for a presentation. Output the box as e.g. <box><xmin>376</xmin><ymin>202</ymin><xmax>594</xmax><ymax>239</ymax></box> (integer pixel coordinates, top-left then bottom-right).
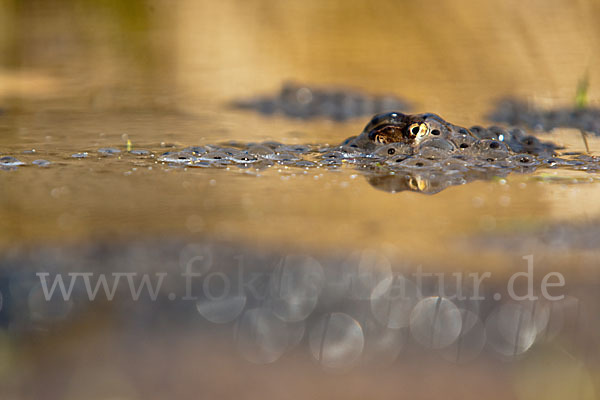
<box><xmin>1</xmin><ymin>0</ymin><xmax>600</xmax><ymax>399</ymax></box>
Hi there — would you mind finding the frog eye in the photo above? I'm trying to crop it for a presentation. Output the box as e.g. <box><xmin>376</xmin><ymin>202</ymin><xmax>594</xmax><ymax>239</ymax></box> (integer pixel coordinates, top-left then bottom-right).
<box><xmin>408</xmin><ymin>176</ymin><xmax>427</xmax><ymax>191</ymax></box>
<box><xmin>374</xmin><ymin>134</ymin><xmax>386</xmax><ymax>144</ymax></box>
<box><xmin>408</xmin><ymin>123</ymin><xmax>429</xmax><ymax>138</ymax></box>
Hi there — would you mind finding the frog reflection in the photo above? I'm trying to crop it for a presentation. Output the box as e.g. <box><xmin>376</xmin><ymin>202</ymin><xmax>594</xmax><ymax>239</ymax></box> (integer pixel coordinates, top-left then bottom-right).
<box><xmin>364</xmin><ymin>168</ymin><xmax>511</xmax><ymax>195</ymax></box>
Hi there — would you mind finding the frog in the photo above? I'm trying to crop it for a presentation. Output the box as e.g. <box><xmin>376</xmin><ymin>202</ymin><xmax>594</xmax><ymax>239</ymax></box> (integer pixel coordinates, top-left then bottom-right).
<box><xmin>332</xmin><ymin>111</ymin><xmax>565</xmax><ymax>193</ymax></box>
<box><xmin>341</xmin><ymin>111</ymin><xmax>559</xmax><ymax>157</ymax></box>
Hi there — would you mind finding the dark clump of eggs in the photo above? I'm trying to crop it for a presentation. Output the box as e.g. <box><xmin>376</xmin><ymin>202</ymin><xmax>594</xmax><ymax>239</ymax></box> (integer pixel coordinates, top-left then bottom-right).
<box><xmin>230</xmin><ymin>82</ymin><xmax>411</xmax><ymax>121</ymax></box>
<box><xmin>152</xmin><ymin>122</ymin><xmax>597</xmax><ymax>193</ymax></box>
<box><xmin>489</xmin><ymin>98</ymin><xmax>600</xmax><ymax>136</ymax></box>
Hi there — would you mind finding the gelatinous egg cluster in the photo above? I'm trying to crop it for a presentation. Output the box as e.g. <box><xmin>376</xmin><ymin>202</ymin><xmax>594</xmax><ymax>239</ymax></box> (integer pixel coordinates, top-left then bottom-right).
<box><xmin>147</xmin><ymin>123</ymin><xmax>596</xmax><ymax>193</ymax></box>
<box><xmin>231</xmin><ymin>83</ymin><xmax>411</xmax><ymax>121</ymax></box>
<box><xmin>489</xmin><ymin>98</ymin><xmax>600</xmax><ymax>136</ymax></box>
<box><xmin>2</xmin><ymin>109</ymin><xmax>598</xmax><ymax>196</ymax></box>
<box><xmin>2</xmin><ymin>123</ymin><xmax>599</xmax><ymax>194</ymax></box>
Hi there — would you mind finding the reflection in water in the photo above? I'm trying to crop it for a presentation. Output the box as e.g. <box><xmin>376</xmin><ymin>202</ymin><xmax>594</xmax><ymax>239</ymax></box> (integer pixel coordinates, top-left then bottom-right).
<box><xmin>364</xmin><ymin>169</ymin><xmax>495</xmax><ymax>194</ymax></box>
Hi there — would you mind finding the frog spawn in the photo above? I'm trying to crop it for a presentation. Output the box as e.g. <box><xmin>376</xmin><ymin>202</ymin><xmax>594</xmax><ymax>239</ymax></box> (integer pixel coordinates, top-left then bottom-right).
<box><xmin>350</xmin><ymin>121</ymin><xmax>583</xmax><ymax>193</ymax></box>
<box><xmin>489</xmin><ymin>98</ymin><xmax>600</xmax><ymax>136</ymax></box>
<box><xmin>231</xmin><ymin>82</ymin><xmax>411</xmax><ymax>121</ymax></box>
<box><xmin>157</xmin><ymin>143</ymin><xmax>312</xmax><ymax>169</ymax></box>
<box><xmin>151</xmin><ymin>122</ymin><xmax>597</xmax><ymax>193</ymax></box>
<box><xmin>2</xmin><ymin>120</ymin><xmax>598</xmax><ymax>193</ymax></box>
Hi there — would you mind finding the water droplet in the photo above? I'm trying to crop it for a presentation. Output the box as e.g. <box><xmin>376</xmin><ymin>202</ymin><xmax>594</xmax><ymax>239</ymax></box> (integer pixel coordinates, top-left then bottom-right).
<box><xmin>235</xmin><ymin>308</ymin><xmax>295</xmax><ymax>364</ymax></box>
<box><xmin>409</xmin><ymin>296</ymin><xmax>462</xmax><ymax>349</ymax></box>
<box><xmin>485</xmin><ymin>303</ymin><xmax>538</xmax><ymax>358</ymax></box>
<box><xmin>98</xmin><ymin>147</ymin><xmax>121</xmax><ymax>156</ymax></box>
<box><xmin>440</xmin><ymin>310</ymin><xmax>486</xmax><ymax>363</ymax></box>
<box><xmin>0</xmin><ymin>156</ymin><xmax>25</xmax><ymax>167</ymax></box>
<box><xmin>158</xmin><ymin>152</ymin><xmax>199</xmax><ymax>164</ymax></box>
<box><xmin>130</xmin><ymin>149</ymin><xmax>150</xmax><ymax>156</ymax></box>
<box><xmin>348</xmin><ymin>250</ymin><xmax>392</xmax><ymax>300</ymax></box>
<box><xmin>361</xmin><ymin>317</ymin><xmax>406</xmax><ymax>366</ymax></box>
<box><xmin>267</xmin><ymin>255</ymin><xmax>324</xmax><ymax>322</ymax></box>
<box><xmin>32</xmin><ymin>159</ymin><xmax>51</xmax><ymax>167</ymax></box>
<box><xmin>308</xmin><ymin>312</ymin><xmax>364</xmax><ymax>371</ymax></box>
<box><xmin>196</xmin><ymin>295</ymin><xmax>246</xmax><ymax>324</ymax></box>
<box><xmin>370</xmin><ymin>275</ymin><xmax>421</xmax><ymax>329</ymax></box>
